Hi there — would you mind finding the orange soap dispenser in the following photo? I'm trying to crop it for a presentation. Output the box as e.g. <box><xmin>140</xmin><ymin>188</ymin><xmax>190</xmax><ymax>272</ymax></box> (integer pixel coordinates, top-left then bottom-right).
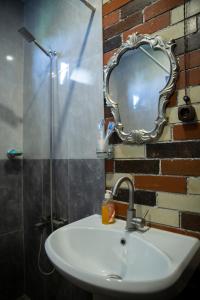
<box><xmin>102</xmin><ymin>190</ymin><xmax>115</xmax><ymax>224</ymax></box>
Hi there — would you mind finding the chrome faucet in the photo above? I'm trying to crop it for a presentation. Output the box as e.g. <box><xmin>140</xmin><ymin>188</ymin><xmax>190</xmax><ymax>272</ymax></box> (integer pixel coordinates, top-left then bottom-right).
<box><xmin>112</xmin><ymin>176</ymin><xmax>146</xmax><ymax>231</ymax></box>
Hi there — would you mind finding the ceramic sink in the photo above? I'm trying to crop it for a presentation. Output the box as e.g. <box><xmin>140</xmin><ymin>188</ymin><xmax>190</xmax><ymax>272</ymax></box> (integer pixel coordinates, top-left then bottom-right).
<box><xmin>45</xmin><ymin>214</ymin><xmax>200</xmax><ymax>299</ymax></box>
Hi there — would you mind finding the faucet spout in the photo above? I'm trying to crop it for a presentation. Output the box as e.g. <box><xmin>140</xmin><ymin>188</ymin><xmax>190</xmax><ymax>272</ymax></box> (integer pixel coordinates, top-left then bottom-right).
<box><xmin>112</xmin><ymin>176</ymin><xmax>136</xmax><ymax>231</ymax></box>
<box><xmin>112</xmin><ymin>177</ymin><xmax>134</xmax><ymax>209</ymax></box>
<box><xmin>112</xmin><ymin>176</ymin><xmax>148</xmax><ymax>231</ymax></box>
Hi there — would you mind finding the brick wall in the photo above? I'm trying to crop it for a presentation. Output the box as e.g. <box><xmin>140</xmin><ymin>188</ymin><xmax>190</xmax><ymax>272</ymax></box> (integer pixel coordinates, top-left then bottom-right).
<box><xmin>103</xmin><ymin>0</ymin><xmax>200</xmax><ymax>235</ymax></box>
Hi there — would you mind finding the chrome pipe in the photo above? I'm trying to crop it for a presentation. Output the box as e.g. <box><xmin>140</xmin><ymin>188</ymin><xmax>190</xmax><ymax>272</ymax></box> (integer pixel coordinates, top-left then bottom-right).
<box><xmin>80</xmin><ymin>0</ymin><xmax>96</xmax><ymax>12</ymax></box>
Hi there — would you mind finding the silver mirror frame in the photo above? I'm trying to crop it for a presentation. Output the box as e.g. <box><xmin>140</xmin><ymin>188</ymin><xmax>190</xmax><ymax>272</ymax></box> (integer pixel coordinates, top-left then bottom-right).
<box><xmin>104</xmin><ymin>33</ymin><xmax>178</xmax><ymax>144</ymax></box>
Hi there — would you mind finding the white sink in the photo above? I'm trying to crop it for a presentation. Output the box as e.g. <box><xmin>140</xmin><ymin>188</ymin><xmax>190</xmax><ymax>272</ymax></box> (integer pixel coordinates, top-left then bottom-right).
<box><xmin>45</xmin><ymin>214</ymin><xmax>200</xmax><ymax>299</ymax></box>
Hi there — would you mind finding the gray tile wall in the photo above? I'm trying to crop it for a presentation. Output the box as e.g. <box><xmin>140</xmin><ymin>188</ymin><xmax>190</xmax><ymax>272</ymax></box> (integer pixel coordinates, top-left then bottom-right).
<box><xmin>23</xmin><ymin>159</ymin><xmax>104</xmax><ymax>300</ymax></box>
<box><xmin>0</xmin><ymin>1</ymin><xmax>24</xmax><ymax>299</ymax></box>
<box><xmin>0</xmin><ymin>160</ymin><xmax>24</xmax><ymax>299</ymax></box>
<box><xmin>0</xmin><ymin>231</ymin><xmax>24</xmax><ymax>299</ymax></box>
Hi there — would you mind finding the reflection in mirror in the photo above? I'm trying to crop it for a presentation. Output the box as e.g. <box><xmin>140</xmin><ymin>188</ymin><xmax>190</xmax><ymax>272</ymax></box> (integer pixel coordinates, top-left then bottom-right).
<box><xmin>109</xmin><ymin>45</ymin><xmax>170</xmax><ymax>132</ymax></box>
<box><xmin>104</xmin><ymin>33</ymin><xmax>178</xmax><ymax>143</ymax></box>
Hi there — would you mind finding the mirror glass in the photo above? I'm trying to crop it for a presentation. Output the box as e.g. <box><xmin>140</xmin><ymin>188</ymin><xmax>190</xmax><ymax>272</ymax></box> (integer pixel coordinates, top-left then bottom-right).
<box><xmin>108</xmin><ymin>44</ymin><xmax>171</xmax><ymax>133</ymax></box>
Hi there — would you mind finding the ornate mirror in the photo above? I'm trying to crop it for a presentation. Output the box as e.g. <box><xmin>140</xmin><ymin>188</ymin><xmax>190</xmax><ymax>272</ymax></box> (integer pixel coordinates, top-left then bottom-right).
<box><xmin>104</xmin><ymin>33</ymin><xmax>178</xmax><ymax>143</ymax></box>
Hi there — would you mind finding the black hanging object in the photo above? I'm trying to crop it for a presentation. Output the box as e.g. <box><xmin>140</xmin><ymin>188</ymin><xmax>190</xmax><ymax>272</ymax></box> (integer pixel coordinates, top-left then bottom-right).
<box><xmin>183</xmin><ymin>95</ymin><xmax>190</xmax><ymax>104</ymax></box>
<box><xmin>178</xmin><ymin>96</ymin><xmax>196</xmax><ymax>122</ymax></box>
<box><xmin>178</xmin><ymin>0</ymin><xmax>196</xmax><ymax>123</ymax></box>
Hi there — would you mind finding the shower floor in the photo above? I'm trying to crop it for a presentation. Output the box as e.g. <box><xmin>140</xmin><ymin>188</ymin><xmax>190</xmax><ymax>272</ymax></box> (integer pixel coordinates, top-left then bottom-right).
<box><xmin>16</xmin><ymin>295</ymin><xmax>31</xmax><ymax>300</ymax></box>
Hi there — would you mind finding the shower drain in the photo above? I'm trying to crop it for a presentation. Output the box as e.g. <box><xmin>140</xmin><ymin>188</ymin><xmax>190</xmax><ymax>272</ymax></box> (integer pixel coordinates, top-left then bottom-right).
<box><xmin>107</xmin><ymin>274</ymin><xmax>122</xmax><ymax>280</ymax></box>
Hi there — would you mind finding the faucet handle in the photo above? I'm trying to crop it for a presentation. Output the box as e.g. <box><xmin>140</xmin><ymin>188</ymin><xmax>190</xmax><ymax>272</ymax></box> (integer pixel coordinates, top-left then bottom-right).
<box><xmin>131</xmin><ymin>217</ymin><xmax>145</xmax><ymax>229</ymax></box>
<box><xmin>127</xmin><ymin>208</ymin><xmax>136</xmax><ymax>221</ymax></box>
<box><xmin>126</xmin><ymin>208</ymin><xmax>136</xmax><ymax>231</ymax></box>
<box><xmin>131</xmin><ymin>214</ymin><xmax>150</xmax><ymax>233</ymax></box>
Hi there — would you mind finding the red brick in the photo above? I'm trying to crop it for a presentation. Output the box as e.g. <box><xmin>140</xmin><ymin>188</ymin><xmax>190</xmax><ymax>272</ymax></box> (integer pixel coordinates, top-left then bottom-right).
<box><xmin>167</xmin><ymin>91</ymin><xmax>177</xmax><ymax>107</ymax></box>
<box><xmin>121</xmin><ymin>0</ymin><xmax>156</xmax><ymax>19</ymax></box>
<box><xmin>144</xmin><ymin>0</ymin><xmax>184</xmax><ymax>21</ymax></box>
<box><xmin>103</xmin><ymin>49</ymin><xmax>117</xmax><ymax>65</ymax></box>
<box><xmin>105</xmin><ymin>117</ymin><xmax>114</xmax><ymax>130</ymax></box>
<box><xmin>114</xmin><ymin>200</ymin><xmax>128</xmax><ymax>218</ymax></box>
<box><xmin>105</xmin><ymin>160</ymin><xmax>114</xmax><ymax>172</ymax></box>
<box><xmin>104</xmin><ymin>106</ymin><xmax>113</xmax><ymax>118</ymax></box>
<box><xmin>134</xmin><ymin>175</ymin><xmax>186</xmax><ymax>193</ymax></box>
<box><xmin>150</xmin><ymin>222</ymin><xmax>200</xmax><ymax>239</ymax></box>
<box><xmin>103</xmin><ymin>11</ymin><xmax>119</xmax><ymax>29</ymax></box>
<box><xmin>177</xmin><ymin>67</ymin><xmax>200</xmax><ymax>89</ymax></box>
<box><xmin>179</xmin><ymin>50</ymin><xmax>200</xmax><ymax>71</ymax></box>
<box><xmin>104</xmin><ymin>11</ymin><xmax>143</xmax><ymax>40</ymax></box>
<box><xmin>147</xmin><ymin>141</ymin><xmax>200</xmax><ymax>158</ymax></box>
<box><xmin>123</xmin><ymin>12</ymin><xmax>170</xmax><ymax>41</ymax></box>
<box><xmin>181</xmin><ymin>212</ymin><xmax>200</xmax><ymax>232</ymax></box>
<box><xmin>103</xmin><ymin>0</ymin><xmax>131</xmax><ymax>16</ymax></box>
<box><xmin>173</xmin><ymin>123</ymin><xmax>200</xmax><ymax>140</ymax></box>
<box><xmin>161</xmin><ymin>160</ymin><xmax>200</xmax><ymax>176</ymax></box>
<box><xmin>104</xmin><ymin>35</ymin><xmax>121</xmax><ymax>53</ymax></box>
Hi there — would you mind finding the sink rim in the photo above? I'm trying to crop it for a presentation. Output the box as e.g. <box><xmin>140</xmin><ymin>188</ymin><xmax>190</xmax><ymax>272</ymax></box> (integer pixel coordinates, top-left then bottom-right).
<box><xmin>46</xmin><ymin>225</ymin><xmax>173</xmax><ymax>280</ymax></box>
<box><xmin>45</xmin><ymin>214</ymin><xmax>200</xmax><ymax>295</ymax></box>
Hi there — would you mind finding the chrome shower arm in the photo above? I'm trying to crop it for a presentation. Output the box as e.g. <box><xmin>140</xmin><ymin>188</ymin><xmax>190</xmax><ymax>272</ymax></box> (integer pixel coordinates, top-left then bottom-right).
<box><xmin>80</xmin><ymin>0</ymin><xmax>96</xmax><ymax>12</ymax></box>
<box><xmin>34</xmin><ymin>40</ymin><xmax>51</xmax><ymax>57</ymax></box>
<box><xmin>18</xmin><ymin>27</ymin><xmax>56</xmax><ymax>58</ymax></box>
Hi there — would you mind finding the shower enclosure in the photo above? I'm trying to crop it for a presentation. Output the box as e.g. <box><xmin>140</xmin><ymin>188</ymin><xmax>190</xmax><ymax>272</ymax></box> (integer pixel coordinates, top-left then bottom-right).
<box><xmin>0</xmin><ymin>0</ymin><xmax>104</xmax><ymax>299</ymax></box>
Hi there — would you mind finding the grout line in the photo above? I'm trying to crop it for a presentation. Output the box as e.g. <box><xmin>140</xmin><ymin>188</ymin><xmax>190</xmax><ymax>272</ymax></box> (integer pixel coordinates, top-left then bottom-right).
<box><xmin>0</xmin><ymin>229</ymin><xmax>23</xmax><ymax>238</ymax></box>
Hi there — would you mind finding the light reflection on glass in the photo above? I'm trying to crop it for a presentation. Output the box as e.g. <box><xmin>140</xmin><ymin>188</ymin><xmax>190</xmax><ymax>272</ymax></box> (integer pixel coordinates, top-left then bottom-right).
<box><xmin>6</xmin><ymin>55</ymin><xmax>14</xmax><ymax>61</ymax></box>
<box><xmin>59</xmin><ymin>62</ymin><xmax>69</xmax><ymax>85</ymax></box>
<box><xmin>70</xmin><ymin>68</ymin><xmax>93</xmax><ymax>85</ymax></box>
<box><xmin>51</xmin><ymin>72</ymin><xmax>56</xmax><ymax>78</ymax></box>
<box><xmin>132</xmin><ymin>95</ymin><xmax>139</xmax><ymax>109</ymax></box>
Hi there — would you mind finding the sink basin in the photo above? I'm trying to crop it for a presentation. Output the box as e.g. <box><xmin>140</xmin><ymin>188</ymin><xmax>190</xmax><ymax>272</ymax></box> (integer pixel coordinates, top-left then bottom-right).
<box><xmin>45</xmin><ymin>214</ymin><xmax>200</xmax><ymax>300</ymax></box>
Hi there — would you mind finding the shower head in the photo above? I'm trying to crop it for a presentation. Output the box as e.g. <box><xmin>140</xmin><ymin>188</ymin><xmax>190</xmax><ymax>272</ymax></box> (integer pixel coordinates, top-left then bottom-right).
<box><xmin>18</xmin><ymin>27</ymin><xmax>56</xmax><ymax>57</ymax></box>
<box><xmin>18</xmin><ymin>27</ymin><xmax>35</xmax><ymax>43</ymax></box>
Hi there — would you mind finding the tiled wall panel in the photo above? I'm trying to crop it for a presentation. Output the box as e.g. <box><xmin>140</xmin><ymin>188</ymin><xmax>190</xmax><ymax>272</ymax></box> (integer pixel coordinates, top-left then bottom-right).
<box><xmin>23</xmin><ymin>159</ymin><xmax>104</xmax><ymax>300</ymax></box>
